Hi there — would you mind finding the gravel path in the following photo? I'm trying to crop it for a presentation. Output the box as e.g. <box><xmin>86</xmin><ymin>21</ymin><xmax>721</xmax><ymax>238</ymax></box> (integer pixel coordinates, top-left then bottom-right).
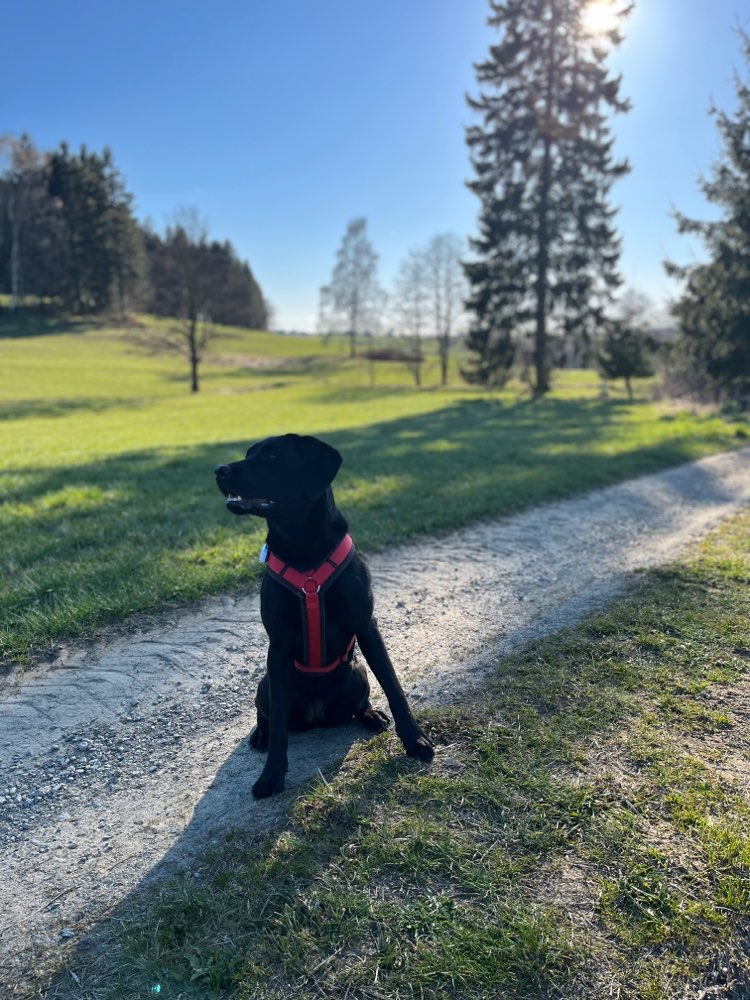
<box><xmin>1</xmin><ymin>446</ymin><xmax>749</xmax><ymax>992</ymax></box>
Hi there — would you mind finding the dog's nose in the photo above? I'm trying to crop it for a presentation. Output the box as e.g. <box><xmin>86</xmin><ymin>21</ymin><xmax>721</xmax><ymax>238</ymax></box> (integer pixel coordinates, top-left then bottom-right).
<box><xmin>214</xmin><ymin>465</ymin><xmax>232</xmax><ymax>478</ymax></box>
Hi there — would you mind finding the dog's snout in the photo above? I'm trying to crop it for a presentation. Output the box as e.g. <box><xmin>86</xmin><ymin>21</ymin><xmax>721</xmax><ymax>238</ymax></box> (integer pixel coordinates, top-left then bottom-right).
<box><xmin>214</xmin><ymin>465</ymin><xmax>232</xmax><ymax>479</ymax></box>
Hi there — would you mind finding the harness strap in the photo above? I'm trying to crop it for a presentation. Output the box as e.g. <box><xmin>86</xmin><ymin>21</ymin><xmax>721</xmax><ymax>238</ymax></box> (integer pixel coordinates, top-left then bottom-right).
<box><xmin>266</xmin><ymin>534</ymin><xmax>356</xmax><ymax>673</ymax></box>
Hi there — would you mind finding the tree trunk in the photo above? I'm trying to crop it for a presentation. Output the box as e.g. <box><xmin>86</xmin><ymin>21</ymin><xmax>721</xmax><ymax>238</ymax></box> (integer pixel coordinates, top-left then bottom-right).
<box><xmin>189</xmin><ymin>316</ymin><xmax>199</xmax><ymax>392</ymax></box>
<box><xmin>533</xmin><ymin>10</ymin><xmax>557</xmax><ymax>398</ymax></box>
<box><xmin>534</xmin><ymin>133</ymin><xmax>552</xmax><ymax>396</ymax></box>
<box><xmin>8</xmin><ymin>196</ymin><xmax>20</xmax><ymax>311</ymax></box>
<box><xmin>439</xmin><ymin>337</ymin><xmax>449</xmax><ymax>386</ymax></box>
<box><xmin>10</xmin><ymin>229</ymin><xmax>19</xmax><ymax>310</ymax></box>
<box><xmin>349</xmin><ymin>329</ymin><xmax>356</xmax><ymax>358</ymax></box>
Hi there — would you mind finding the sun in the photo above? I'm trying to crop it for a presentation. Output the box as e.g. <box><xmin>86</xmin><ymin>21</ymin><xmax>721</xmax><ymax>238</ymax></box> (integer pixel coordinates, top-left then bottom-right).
<box><xmin>581</xmin><ymin>1</ymin><xmax>622</xmax><ymax>37</ymax></box>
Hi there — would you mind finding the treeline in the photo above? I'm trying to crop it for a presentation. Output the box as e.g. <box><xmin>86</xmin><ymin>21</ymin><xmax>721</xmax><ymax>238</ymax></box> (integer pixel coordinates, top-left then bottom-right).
<box><xmin>143</xmin><ymin>219</ymin><xmax>268</xmax><ymax>329</ymax></box>
<box><xmin>0</xmin><ymin>134</ymin><xmax>268</xmax><ymax>329</ymax></box>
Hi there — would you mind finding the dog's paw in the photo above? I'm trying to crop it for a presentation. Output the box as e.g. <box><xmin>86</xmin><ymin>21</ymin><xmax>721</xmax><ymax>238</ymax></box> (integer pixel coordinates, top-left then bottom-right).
<box><xmin>401</xmin><ymin>728</ymin><xmax>435</xmax><ymax>763</ymax></box>
<box><xmin>358</xmin><ymin>707</ymin><xmax>391</xmax><ymax>733</ymax></box>
<box><xmin>248</xmin><ymin>723</ymin><xmax>269</xmax><ymax>753</ymax></box>
<box><xmin>252</xmin><ymin>769</ymin><xmax>286</xmax><ymax>799</ymax></box>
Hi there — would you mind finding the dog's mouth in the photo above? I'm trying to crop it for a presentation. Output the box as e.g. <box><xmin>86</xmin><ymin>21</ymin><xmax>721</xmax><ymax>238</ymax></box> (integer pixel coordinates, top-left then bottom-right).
<box><xmin>225</xmin><ymin>494</ymin><xmax>276</xmax><ymax>514</ymax></box>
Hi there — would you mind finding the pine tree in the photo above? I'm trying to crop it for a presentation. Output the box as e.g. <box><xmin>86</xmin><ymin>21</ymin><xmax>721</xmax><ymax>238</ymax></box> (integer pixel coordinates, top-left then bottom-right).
<box><xmin>464</xmin><ymin>0</ymin><xmax>631</xmax><ymax>392</ymax></box>
<box><xmin>103</xmin><ymin>151</ymin><xmax>144</xmax><ymax>316</ymax></box>
<box><xmin>48</xmin><ymin>144</ymin><xmax>141</xmax><ymax>313</ymax></box>
<box><xmin>0</xmin><ymin>135</ymin><xmax>48</xmax><ymax>308</ymax></box>
<box><xmin>598</xmin><ymin>321</ymin><xmax>653</xmax><ymax>400</ymax></box>
<box><xmin>142</xmin><ymin>227</ymin><xmax>268</xmax><ymax>330</ymax></box>
<box><xmin>666</xmin><ymin>32</ymin><xmax>750</xmax><ymax>403</ymax></box>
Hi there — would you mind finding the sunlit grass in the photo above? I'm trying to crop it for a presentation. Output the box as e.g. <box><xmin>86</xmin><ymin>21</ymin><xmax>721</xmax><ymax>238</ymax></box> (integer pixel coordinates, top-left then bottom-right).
<box><xmin>1</xmin><ymin>314</ymin><xmax>747</xmax><ymax>661</ymax></box>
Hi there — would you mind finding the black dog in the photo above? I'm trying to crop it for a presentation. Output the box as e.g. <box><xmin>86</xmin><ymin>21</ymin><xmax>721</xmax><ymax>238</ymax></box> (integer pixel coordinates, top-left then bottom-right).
<box><xmin>215</xmin><ymin>433</ymin><xmax>434</xmax><ymax>799</ymax></box>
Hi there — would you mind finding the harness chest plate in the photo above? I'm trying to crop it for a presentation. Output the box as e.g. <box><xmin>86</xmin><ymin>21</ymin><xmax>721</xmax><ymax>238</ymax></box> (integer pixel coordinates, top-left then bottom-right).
<box><xmin>265</xmin><ymin>534</ymin><xmax>357</xmax><ymax>674</ymax></box>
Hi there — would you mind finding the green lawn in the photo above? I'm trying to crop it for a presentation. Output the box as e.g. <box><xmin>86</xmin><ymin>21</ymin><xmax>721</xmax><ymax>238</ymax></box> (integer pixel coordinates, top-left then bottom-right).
<box><xmin>1</xmin><ymin>315</ymin><xmax>747</xmax><ymax>662</ymax></box>
<box><xmin>46</xmin><ymin>506</ymin><xmax>750</xmax><ymax>999</ymax></box>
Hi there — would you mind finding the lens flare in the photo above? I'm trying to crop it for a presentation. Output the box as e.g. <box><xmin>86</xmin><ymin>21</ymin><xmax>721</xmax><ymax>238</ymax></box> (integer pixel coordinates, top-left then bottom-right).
<box><xmin>581</xmin><ymin>1</ymin><xmax>621</xmax><ymax>36</ymax></box>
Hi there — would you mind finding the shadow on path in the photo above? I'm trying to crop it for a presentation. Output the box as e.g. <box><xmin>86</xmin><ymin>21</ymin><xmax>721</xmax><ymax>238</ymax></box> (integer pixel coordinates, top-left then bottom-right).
<box><xmin>40</xmin><ymin>722</ymin><xmax>380</xmax><ymax>998</ymax></box>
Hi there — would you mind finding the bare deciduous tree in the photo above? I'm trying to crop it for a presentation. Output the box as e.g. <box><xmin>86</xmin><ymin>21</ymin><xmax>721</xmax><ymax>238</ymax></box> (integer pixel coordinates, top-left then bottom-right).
<box><xmin>130</xmin><ymin>207</ymin><xmax>217</xmax><ymax>393</ymax></box>
<box><xmin>424</xmin><ymin>233</ymin><xmax>466</xmax><ymax>386</ymax></box>
<box><xmin>393</xmin><ymin>249</ymin><xmax>429</xmax><ymax>386</ymax></box>
<box><xmin>320</xmin><ymin>218</ymin><xmax>383</xmax><ymax>357</ymax></box>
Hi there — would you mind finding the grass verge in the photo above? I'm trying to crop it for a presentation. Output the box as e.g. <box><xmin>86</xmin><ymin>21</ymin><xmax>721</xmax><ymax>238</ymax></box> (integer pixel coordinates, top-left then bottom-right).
<box><xmin>50</xmin><ymin>509</ymin><xmax>750</xmax><ymax>999</ymax></box>
<box><xmin>2</xmin><ymin>318</ymin><xmax>748</xmax><ymax>662</ymax></box>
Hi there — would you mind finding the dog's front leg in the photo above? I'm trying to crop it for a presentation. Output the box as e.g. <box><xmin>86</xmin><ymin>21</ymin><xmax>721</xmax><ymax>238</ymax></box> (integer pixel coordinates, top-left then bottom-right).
<box><xmin>252</xmin><ymin>641</ymin><xmax>291</xmax><ymax>799</ymax></box>
<box><xmin>356</xmin><ymin>620</ymin><xmax>434</xmax><ymax>762</ymax></box>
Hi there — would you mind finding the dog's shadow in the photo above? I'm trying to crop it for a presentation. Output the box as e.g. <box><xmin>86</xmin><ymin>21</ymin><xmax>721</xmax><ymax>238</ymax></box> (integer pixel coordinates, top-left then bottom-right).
<box><xmin>41</xmin><ymin>721</ymin><xmax>391</xmax><ymax>996</ymax></box>
<box><xmin>165</xmin><ymin>721</ymin><xmax>368</xmax><ymax>857</ymax></box>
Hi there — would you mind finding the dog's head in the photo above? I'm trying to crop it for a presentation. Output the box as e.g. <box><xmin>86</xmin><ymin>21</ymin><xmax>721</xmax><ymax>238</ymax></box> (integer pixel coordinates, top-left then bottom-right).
<box><xmin>214</xmin><ymin>434</ymin><xmax>342</xmax><ymax>519</ymax></box>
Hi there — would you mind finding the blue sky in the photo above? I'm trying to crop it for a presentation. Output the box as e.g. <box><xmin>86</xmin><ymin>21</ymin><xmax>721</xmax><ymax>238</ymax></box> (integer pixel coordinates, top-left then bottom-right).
<box><xmin>5</xmin><ymin>0</ymin><xmax>749</xmax><ymax>329</ymax></box>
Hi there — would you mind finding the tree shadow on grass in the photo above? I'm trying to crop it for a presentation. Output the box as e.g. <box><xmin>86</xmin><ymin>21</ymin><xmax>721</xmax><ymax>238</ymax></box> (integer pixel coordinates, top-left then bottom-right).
<box><xmin>0</xmin><ymin>397</ymin><xmax>142</xmax><ymax>421</ymax></box>
<box><xmin>1</xmin><ymin>397</ymin><xmax>744</xmax><ymax>661</ymax></box>
<box><xmin>204</xmin><ymin>356</ymin><xmax>342</xmax><ymax>383</ymax></box>
<box><xmin>0</xmin><ymin>312</ymin><xmax>100</xmax><ymax>339</ymax></box>
<box><xmin>1</xmin><ymin>396</ymin><xmax>728</xmax><ymax>519</ymax></box>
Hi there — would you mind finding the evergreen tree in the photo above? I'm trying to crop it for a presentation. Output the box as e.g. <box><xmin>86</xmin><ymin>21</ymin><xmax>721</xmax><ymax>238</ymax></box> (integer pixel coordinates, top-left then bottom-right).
<box><xmin>204</xmin><ymin>240</ymin><xmax>268</xmax><ymax>329</ymax></box>
<box><xmin>47</xmin><ymin>143</ymin><xmax>141</xmax><ymax>313</ymax></box>
<box><xmin>464</xmin><ymin>0</ymin><xmax>631</xmax><ymax>392</ymax></box>
<box><xmin>0</xmin><ymin>134</ymin><xmax>64</xmax><ymax>307</ymax></box>
<box><xmin>598</xmin><ymin>287</ymin><xmax>655</xmax><ymax>400</ymax></box>
<box><xmin>461</xmin><ymin>243</ymin><xmax>518</xmax><ymax>386</ymax></box>
<box><xmin>598</xmin><ymin>321</ymin><xmax>653</xmax><ymax>400</ymax></box>
<box><xmin>0</xmin><ymin>135</ymin><xmax>44</xmax><ymax>308</ymax></box>
<box><xmin>142</xmin><ymin>227</ymin><xmax>268</xmax><ymax>330</ymax></box>
<box><xmin>666</xmin><ymin>32</ymin><xmax>750</xmax><ymax>402</ymax></box>
<box><xmin>105</xmin><ymin>160</ymin><xmax>144</xmax><ymax>316</ymax></box>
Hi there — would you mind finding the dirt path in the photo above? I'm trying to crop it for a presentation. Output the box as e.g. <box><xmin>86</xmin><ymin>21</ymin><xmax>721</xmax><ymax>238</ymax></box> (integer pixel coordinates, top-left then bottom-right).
<box><xmin>1</xmin><ymin>446</ymin><xmax>749</xmax><ymax>992</ymax></box>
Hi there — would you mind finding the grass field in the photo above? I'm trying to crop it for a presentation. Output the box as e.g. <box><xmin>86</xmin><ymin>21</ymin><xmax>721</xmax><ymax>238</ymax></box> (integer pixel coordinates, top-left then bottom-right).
<box><xmin>1</xmin><ymin>314</ymin><xmax>748</xmax><ymax>662</ymax></box>
<box><xmin>48</xmin><ymin>506</ymin><xmax>750</xmax><ymax>999</ymax></box>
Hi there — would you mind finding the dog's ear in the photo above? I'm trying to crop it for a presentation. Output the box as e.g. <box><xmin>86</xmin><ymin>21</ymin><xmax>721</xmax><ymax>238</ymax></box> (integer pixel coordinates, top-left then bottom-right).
<box><xmin>298</xmin><ymin>436</ymin><xmax>342</xmax><ymax>500</ymax></box>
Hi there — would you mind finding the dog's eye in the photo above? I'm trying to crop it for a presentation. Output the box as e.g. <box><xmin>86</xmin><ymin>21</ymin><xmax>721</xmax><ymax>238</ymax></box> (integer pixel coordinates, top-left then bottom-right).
<box><xmin>265</xmin><ymin>452</ymin><xmax>277</xmax><ymax>461</ymax></box>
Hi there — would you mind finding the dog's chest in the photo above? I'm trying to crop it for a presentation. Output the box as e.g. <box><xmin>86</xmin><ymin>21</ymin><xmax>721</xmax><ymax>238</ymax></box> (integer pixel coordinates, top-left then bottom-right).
<box><xmin>261</xmin><ymin>573</ymin><xmax>356</xmax><ymax>652</ymax></box>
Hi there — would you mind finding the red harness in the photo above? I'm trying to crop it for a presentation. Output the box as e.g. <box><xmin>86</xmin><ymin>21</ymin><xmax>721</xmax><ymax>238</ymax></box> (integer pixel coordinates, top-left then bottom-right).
<box><xmin>265</xmin><ymin>534</ymin><xmax>357</xmax><ymax>675</ymax></box>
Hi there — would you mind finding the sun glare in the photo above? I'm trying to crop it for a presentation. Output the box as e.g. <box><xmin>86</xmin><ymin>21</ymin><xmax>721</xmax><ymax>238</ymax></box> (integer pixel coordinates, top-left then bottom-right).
<box><xmin>581</xmin><ymin>1</ymin><xmax>621</xmax><ymax>37</ymax></box>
